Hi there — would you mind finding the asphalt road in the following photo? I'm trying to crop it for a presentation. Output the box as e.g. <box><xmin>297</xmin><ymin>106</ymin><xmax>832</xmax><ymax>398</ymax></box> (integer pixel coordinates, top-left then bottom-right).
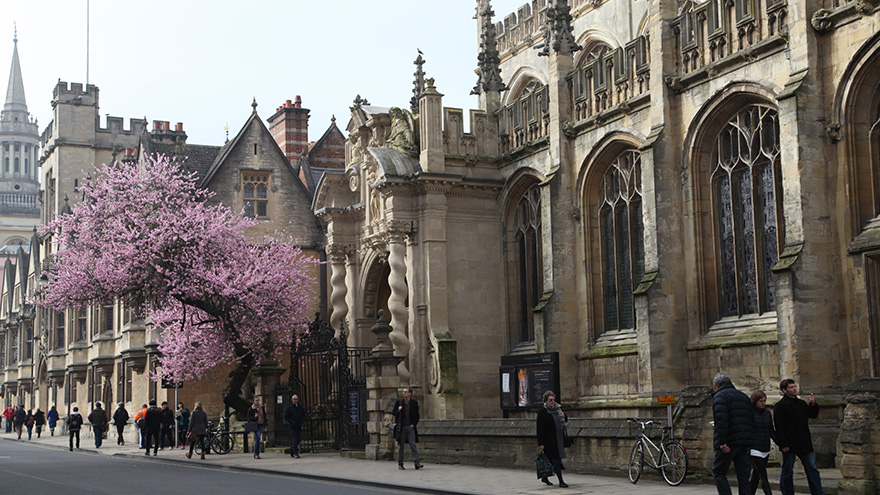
<box><xmin>0</xmin><ymin>441</ymin><xmax>419</xmax><ymax>495</ymax></box>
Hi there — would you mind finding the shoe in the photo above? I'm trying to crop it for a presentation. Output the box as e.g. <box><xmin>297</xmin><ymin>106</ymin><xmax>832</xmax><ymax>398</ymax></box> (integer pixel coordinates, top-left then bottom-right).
<box><xmin>144</xmin><ymin>451</ymin><xmax>149</xmax><ymax>456</ymax></box>
<box><xmin>254</xmin><ymin>455</ymin><xmax>261</xmax><ymax>459</ymax></box>
<box><xmin>200</xmin><ymin>453</ymin><xmax>205</xmax><ymax>460</ymax></box>
<box><xmin>414</xmin><ymin>463</ymin><xmax>423</xmax><ymax>470</ymax></box>
<box><xmin>294</xmin><ymin>454</ymin><xmax>300</xmax><ymax>458</ymax></box>
<box><xmin>559</xmin><ymin>482</ymin><xmax>569</xmax><ymax>488</ymax></box>
<box><xmin>69</xmin><ymin>448</ymin><xmax>73</xmax><ymax>452</ymax></box>
<box><xmin>185</xmin><ymin>452</ymin><xmax>192</xmax><ymax>459</ymax></box>
<box><xmin>399</xmin><ymin>465</ymin><xmax>405</xmax><ymax>470</ymax></box>
<box><xmin>541</xmin><ymin>477</ymin><xmax>553</xmax><ymax>486</ymax></box>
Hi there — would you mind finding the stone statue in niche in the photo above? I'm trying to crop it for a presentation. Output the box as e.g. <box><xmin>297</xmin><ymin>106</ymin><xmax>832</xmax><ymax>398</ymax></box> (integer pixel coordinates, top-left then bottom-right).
<box><xmin>385</xmin><ymin>107</ymin><xmax>418</xmax><ymax>158</ymax></box>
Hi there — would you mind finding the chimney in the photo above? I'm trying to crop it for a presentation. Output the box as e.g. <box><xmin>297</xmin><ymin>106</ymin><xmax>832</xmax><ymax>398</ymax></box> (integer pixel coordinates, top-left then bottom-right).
<box><xmin>175</xmin><ymin>122</ymin><xmax>183</xmax><ymax>131</ymax></box>
<box><xmin>267</xmin><ymin>95</ymin><xmax>310</xmax><ymax>164</ymax></box>
<box><xmin>153</xmin><ymin>120</ymin><xmax>162</xmax><ymax>131</ymax></box>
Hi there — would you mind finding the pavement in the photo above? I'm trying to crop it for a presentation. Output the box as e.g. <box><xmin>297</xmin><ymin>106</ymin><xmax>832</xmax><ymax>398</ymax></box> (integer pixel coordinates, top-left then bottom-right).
<box><xmin>0</xmin><ymin>428</ymin><xmax>841</xmax><ymax>494</ymax></box>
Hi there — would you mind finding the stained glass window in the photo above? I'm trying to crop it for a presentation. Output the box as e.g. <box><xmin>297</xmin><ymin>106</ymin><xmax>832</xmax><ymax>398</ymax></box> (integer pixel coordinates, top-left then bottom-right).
<box><xmin>711</xmin><ymin>105</ymin><xmax>781</xmax><ymax>317</ymax></box>
<box><xmin>514</xmin><ymin>185</ymin><xmax>542</xmax><ymax>343</ymax></box>
<box><xmin>598</xmin><ymin>150</ymin><xmax>645</xmax><ymax>332</ymax></box>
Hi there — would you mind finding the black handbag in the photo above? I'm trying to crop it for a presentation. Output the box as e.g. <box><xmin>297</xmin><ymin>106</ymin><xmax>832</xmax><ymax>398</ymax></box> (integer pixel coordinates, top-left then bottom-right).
<box><xmin>563</xmin><ymin>431</ymin><xmax>574</xmax><ymax>448</ymax></box>
<box><xmin>390</xmin><ymin>422</ymin><xmax>401</xmax><ymax>440</ymax></box>
<box><xmin>244</xmin><ymin>421</ymin><xmax>259</xmax><ymax>433</ymax></box>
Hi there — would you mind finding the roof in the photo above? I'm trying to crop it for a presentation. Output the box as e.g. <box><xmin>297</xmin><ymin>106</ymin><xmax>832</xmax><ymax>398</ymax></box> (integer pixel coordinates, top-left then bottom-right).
<box><xmin>4</xmin><ymin>39</ymin><xmax>26</xmax><ymax>113</ymax></box>
<box><xmin>143</xmin><ymin>140</ymin><xmax>221</xmax><ymax>184</ymax></box>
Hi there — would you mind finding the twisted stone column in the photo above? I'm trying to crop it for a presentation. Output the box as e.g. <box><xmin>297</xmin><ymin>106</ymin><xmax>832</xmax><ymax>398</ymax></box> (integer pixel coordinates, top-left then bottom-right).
<box><xmin>387</xmin><ymin>237</ymin><xmax>411</xmax><ymax>385</ymax></box>
<box><xmin>327</xmin><ymin>245</ymin><xmax>349</xmax><ymax>339</ymax></box>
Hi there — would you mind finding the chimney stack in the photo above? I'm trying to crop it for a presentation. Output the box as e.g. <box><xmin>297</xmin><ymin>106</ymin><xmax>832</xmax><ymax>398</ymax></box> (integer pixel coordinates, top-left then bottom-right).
<box><xmin>267</xmin><ymin>95</ymin><xmax>310</xmax><ymax>164</ymax></box>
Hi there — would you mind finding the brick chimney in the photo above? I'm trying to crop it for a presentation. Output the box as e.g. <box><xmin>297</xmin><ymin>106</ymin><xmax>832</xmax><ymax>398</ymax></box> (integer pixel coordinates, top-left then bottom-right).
<box><xmin>267</xmin><ymin>95</ymin><xmax>310</xmax><ymax>163</ymax></box>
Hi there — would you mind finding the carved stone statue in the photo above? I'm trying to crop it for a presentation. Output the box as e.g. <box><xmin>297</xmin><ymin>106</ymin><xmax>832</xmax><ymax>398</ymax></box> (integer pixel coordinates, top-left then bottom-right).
<box><xmin>385</xmin><ymin>107</ymin><xmax>418</xmax><ymax>158</ymax></box>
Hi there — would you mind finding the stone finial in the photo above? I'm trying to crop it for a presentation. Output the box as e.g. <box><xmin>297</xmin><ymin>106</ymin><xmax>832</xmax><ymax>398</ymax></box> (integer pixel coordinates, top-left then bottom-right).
<box><xmin>538</xmin><ymin>0</ymin><xmax>583</xmax><ymax>57</ymax></box>
<box><xmin>411</xmin><ymin>53</ymin><xmax>427</xmax><ymax>112</ymax></box>
<box><xmin>472</xmin><ymin>0</ymin><xmax>507</xmax><ymax>95</ymax></box>
<box><xmin>251</xmin><ymin>97</ymin><xmax>258</xmax><ymax>114</ymax></box>
<box><xmin>370</xmin><ymin>310</ymin><xmax>394</xmax><ymax>355</ymax></box>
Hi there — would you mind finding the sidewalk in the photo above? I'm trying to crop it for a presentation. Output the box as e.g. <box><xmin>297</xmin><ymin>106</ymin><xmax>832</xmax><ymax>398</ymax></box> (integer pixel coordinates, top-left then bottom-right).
<box><xmin>1</xmin><ymin>429</ymin><xmax>839</xmax><ymax>494</ymax></box>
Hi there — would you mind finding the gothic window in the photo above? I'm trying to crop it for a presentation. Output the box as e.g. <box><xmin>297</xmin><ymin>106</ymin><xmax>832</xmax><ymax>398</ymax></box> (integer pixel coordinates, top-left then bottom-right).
<box><xmin>711</xmin><ymin>105</ymin><xmax>781</xmax><ymax>318</ymax></box>
<box><xmin>24</xmin><ymin>323</ymin><xmax>33</xmax><ymax>360</ymax></box>
<box><xmin>242</xmin><ymin>171</ymin><xmax>269</xmax><ymax>218</ymax></box>
<box><xmin>513</xmin><ymin>185</ymin><xmax>542</xmax><ymax>344</ymax></box>
<box><xmin>117</xmin><ymin>361</ymin><xmax>125</xmax><ymax>404</ymax></box>
<box><xmin>55</xmin><ymin>310</ymin><xmax>65</xmax><ymax>349</ymax></box>
<box><xmin>102</xmin><ymin>303</ymin><xmax>114</xmax><ymax>334</ymax></box>
<box><xmin>598</xmin><ymin>150</ymin><xmax>645</xmax><ymax>331</ymax></box>
<box><xmin>11</xmin><ymin>332</ymin><xmax>18</xmax><ymax>363</ymax></box>
<box><xmin>585</xmin><ymin>43</ymin><xmax>611</xmax><ymax>91</ymax></box>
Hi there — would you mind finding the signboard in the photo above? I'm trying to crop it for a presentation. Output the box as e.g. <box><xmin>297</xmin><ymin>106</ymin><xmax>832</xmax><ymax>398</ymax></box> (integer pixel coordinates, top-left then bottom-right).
<box><xmin>161</xmin><ymin>378</ymin><xmax>183</xmax><ymax>389</ymax></box>
<box><xmin>349</xmin><ymin>391</ymin><xmax>360</xmax><ymax>425</ymax></box>
<box><xmin>658</xmin><ymin>394</ymin><xmax>675</xmax><ymax>405</ymax></box>
<box><xmin>500</xmin><ymin>352</ymin><xmax>560</xmax><ymax>410</ymax></box>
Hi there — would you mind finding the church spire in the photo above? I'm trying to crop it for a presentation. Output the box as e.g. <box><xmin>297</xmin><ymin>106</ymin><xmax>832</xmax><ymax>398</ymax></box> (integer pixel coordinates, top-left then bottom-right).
<box><xmin>4</xmin><ymin>25</ymin><xmax>28</xmax><ymax>114</ymax></box>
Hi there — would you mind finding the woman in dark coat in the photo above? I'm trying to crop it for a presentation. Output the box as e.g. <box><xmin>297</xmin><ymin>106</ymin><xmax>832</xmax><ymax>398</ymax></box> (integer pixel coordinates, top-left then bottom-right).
<box><xmin>536</xmin><ymin>390</ymin><xmax>569</xmax><ymax>488</ymax></box>
<box><xmin>33</xmin><ymin>408</ymin><xmax>45</xmax><ymax>438</ymax></box>
<box><xmin>186</xmin><ymin>402</ymin><xmax>209</xmax><ymax>460</ymax></box>
<box><xmin>749</xmin><ymin>390</ymin><xmax>778</xmax><ymax>495</ymax></box>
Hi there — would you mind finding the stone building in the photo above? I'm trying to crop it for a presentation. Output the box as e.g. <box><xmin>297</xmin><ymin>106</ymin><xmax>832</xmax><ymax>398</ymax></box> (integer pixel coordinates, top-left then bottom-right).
<box><xmin>0</xmin><ymin>80</ymin><xmax>338</xmax><ymax>437</ymax></box>
<box><xmin>0</xmin><ymin>34</ymin><xmax>40</xmax><ymax>249</ymax></box>
<box><xmin>314</xmin><ymin>0</ymin><xmax>880</xmax><ymax>475</ymax></box>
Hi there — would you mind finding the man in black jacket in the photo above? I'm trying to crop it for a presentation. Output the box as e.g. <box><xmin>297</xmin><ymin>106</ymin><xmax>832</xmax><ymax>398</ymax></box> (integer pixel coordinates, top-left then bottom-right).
<box><xmin>143</xmin><ymin>399</ymin><xmax>163</xmax><ymax>456</ymax></box>
<box><xmin>159</xmin><ymin>401</ymin><xmax>175</xmax><ymax>450</ymax></box>
<box><xmin>283</xmin><ymin>395</ymin><xmax>307</xmax><ymax>458</ymax></box>
<box><xmin>711</xmin><ymin>372</ymin><xmax>754</xmax><ymax>495</ymax></box>
<box><xmin>392</xmin><ymin>387</ymin><xmax>423</xmax><ymax>470</ymax></box>
<box><xmin>774</xmin><ymin>379</ymin><xmax>826</xmax><ymax>495</ymax></box>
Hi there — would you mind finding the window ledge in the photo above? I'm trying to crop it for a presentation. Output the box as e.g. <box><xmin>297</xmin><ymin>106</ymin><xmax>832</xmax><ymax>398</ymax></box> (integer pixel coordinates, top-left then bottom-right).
<box><xmin>688</xmin><ymin>313</ymin><xmax>778</xmax><ymax>350</ymax></box>
<box><xmin>578</xmin><ymin>330</ymin><xmax>638</xmax><ymax>360</ymax></box>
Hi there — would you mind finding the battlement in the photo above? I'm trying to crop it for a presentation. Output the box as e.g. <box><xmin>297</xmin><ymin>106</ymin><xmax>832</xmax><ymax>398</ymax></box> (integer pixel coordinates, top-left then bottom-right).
<box><xmin>495</xmin><ymin>0</ymin><xmax>599</xmax><ymax>55</ymax></box>
<box><xmin>52</xmin><ymin>81</ymin><xmax>99</xmax><ymax>106</ymax></box>
<box><xmin>97</xmin><ymin>115</ymin><xmax>147</xmax><ymax>136</ymax></box>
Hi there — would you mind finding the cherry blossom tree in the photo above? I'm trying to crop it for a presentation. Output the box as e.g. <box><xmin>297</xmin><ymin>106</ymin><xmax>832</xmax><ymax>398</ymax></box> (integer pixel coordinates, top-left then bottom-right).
<box><xmin>39</xmin><ymin>154</ymin><xmax>317</xmax><ymax>415</ymax></box>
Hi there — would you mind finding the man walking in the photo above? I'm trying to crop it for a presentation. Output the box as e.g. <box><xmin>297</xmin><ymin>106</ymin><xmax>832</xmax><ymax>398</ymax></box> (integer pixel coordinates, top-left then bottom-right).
<box><xmin>393</xmin><ymin>387</ymin><xmax>423</xmax><ymax>470</ymax></box>
<box><xmin>112</xmin><ymin>402</ymin><xmax>129</xmax><ymax>446</ymax></box>
<box><xmin>66</xmin><ymin>406</ymin><xmax>83</xmax><ymax>451</ymax></box>
<box><xmin>774</xmin><ymin>379</ymin><xmax>826</xmax><ymax>495</ymax></box>
<box><xmin>711</xmin><ymin>372</ymin><xmax>753</xmax><ymax>495</ymax></box>
<box><xmin>3</xmin><ymin>404</ymin><xmax>13</xmax><ymax>433</ymax></box>
<box><xmin>143</xmin><ymin>399</ymin><xmax>163</xmax><ymax>456</ymax></box>
<box><xmin>159</xmin><ymin>401</ymin><xmax>175</xmax><ymax>450</ymax></box>
<box><xmin>13</xmin><ymin>404</ymin><xmax>26</xmax><ymax>439</ymax></box>
<box><xmin>283</xmin><ymin>395</ymin><xmax>307</xmax><ymax>458</ymax></box>
<box><xmin>87</xmin><ymin>402</ymin><xmax>108</xmax><ymax>448</ymax></box>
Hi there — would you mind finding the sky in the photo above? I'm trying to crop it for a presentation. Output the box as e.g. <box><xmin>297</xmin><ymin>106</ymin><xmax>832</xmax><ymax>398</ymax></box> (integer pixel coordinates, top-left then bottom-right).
<box><xmin>1</xmin><ymin>0</ymin><xmax>528</xmax><ymax>147</ymax></box>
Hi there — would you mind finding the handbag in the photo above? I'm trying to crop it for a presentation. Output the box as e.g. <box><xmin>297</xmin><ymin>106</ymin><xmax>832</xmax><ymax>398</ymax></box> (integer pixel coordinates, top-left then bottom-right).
<box><xmin>563</xmin><ymin>431</ymin><xmax>574</xmax><ymax>448</ymax></box>
<box><xmin>389</xmin><ymin>421</ymin><xmax>401</xmax><ymax>441</ymax></box>
<box><xmin>186</xmin><ymin>430</ymin><xmax>196</xmax><ymax>442</ymax></box>
<box><xmin>244</xmin><ymin>421</ymin><xmax>259</xmax><ymax>433</ymax></box>
<box><xmin>536</xmin><ymin>451</ymin><xmax>554</xmax><ymax>479</ymax></box>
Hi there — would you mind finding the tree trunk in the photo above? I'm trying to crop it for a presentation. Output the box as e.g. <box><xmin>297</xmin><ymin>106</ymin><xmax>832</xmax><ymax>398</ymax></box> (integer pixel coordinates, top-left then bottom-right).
<box><xmin>223</xmin><ymin>352</ymin><xmax>255</xmax><ymax>418</ymax></box>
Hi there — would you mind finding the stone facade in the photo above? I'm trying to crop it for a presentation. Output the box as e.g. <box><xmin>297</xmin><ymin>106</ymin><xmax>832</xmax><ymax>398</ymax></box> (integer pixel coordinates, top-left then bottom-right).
<box><xmin>316</xmin><ymin>0</ymin><xmax>880</xmax><ymax>481</ymax></box>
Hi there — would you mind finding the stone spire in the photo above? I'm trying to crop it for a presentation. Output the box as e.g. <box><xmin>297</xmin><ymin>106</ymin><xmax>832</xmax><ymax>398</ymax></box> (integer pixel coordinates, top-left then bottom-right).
<box><xmin>538</xmin><ymin>0</ymin><xmax>582</xmax><ymax>57</ymax></box>
<box><xmin>410</xmin><ymin>52</ymin><xmax>426</xmax><ymax>113</ymax></box>
<box><xmin>4</xmin><ymin>28</ymin><xmax>28</xmax><ymax>115</ymax></box>
<box><xmin>471</xmin><ymin>0</ymin><xmax>507</xmax><ymax>95</ymax></box>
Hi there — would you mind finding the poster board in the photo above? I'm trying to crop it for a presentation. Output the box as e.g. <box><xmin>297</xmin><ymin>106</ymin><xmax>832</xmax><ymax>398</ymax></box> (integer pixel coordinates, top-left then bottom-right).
<box><xmin>500</xmin><ymin>352</ymin><xmax>560</xmax><ymax>410</ymax></box>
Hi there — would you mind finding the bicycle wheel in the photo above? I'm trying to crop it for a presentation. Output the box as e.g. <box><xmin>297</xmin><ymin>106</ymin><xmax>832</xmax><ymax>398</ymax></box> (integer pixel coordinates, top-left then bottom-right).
<box><xmin>628</xmin><ymin>442</ymin><xmax>644</xmax><ymax>484</ymax></box>
<box><xmin>211</xmin><ymin>432</ymin><xmax>234</xmax><ymax>454</ymax></box>
<box><xmin>660</xmin><ymin>442</ymin><xmax>688</xmax><ymax>486</ymax></box>
<box><xmin>194</xmin><ymin>436</ymin><xmax>208</xmax><ymax>455</ymax></box>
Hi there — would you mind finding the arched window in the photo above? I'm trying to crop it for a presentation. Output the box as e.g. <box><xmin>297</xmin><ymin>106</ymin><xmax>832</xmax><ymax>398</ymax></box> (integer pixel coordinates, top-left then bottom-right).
<box><xmin>14</xmin><ymin>157</ymin><xmax>19</xmax><ymax>173</ymax></box>
<box><xmin>711</xmin><ymin>105</ymin><xmax>781</xmax><ymax>317</ymax></box>
<box><xmin>598</xmin><ymin>150</ymin><xmax>645</xmax><ymax>331</ymax></box>
<box><xmin>510</xmin><ymin>184</ymin><xmax>542</xmax><ymax>344</ymax></box>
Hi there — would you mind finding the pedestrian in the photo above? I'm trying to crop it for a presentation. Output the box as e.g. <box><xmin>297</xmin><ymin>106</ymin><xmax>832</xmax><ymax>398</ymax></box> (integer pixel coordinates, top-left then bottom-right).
<box><xmin>3</xmin><ymin>404</ymin><xmax>13</xmax><ymax>433</ymax></box>
<box><xmin>47</xmin><ymin>406</ymin><xmax>59</xmax><ymax>436</ymax></box>
<box><xmin>159</xmin><ymin>401</ymin><xmax>175</xmax><ymax>450</ymax></box>
<box><xmin>143</xmin><ymin>399</ymin><xmax>163</xmax><ymax>456</ymax></box>
<box><xmin>393</xmin><ymin>387</ymin><xmax>423</xmax><ymax>471</ymax></box>
<box><xmin>774</xmin><ymin>379</ymin><xmax>826</xmax><ymax>495</ymax></box>
<box><xmin>536</xmin><ymin>390</ymin><xmax>568</xmax><ymax>487</ymax></box>
<box><xmin>750</xmin><ymin>390</ymin><xmax>777</xmax><ymax>495</ymax></box>
<box><xmin>33</xmin><ymin>408</ymin><xmax>45</xmax><ymax>438</ymax></box>
<box><xmin>176</xmin><ymin>402</ymin><xmax>190</xmax><ymax>449</ymax></box>
<box><xmin>66</xmin><ymin>406</ymin><xmax>83</xmax><ymax>451</ymax></box>
<box><xmin>112</xmin><ymin>402</ymin><xmax>129</xmax><ymax>446</ymax></box>
<box><xmin>283</xmin><ymin>394</ymin><xmax>307</xmax><ymax>458</ymax></box>
<box><xmin>185</xmin><ymin>402</ymin><xmax>209</xmax><ymax>460</ymax></box>
<box><xmin>88</xmin><ymin>402</ymin><xmax>109</xmax><ymax>448</ymax></box>
<box><xmin>133</xmin><ymin>403</ymin><xmax>147</xmax><ymax>448</ymax></box>
<box><xmin>24</xmin><ymin>409</ymin><xmax>34</xmax><ymax>440</ymax></box>
<box><xmin>247</xmin><ymin>396</ymin><xmax>267</xmax><ymax>459</ymax></box>
<box><xmin>13</xmin><ymin>404</ymin><xmax>26</xmax><ymax>439</ymax></box>
<box><xmin>711</xmin><ymin>371</ymin><xmax>754</xmax><ymax>495</ymax></box>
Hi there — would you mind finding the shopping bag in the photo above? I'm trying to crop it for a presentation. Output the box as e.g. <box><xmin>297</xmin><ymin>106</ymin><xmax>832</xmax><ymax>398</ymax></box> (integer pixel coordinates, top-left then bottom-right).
<box><xmin>536</xmin><ymin>451</ymin><xmax>554</xmax><ymax>479</ymax></box>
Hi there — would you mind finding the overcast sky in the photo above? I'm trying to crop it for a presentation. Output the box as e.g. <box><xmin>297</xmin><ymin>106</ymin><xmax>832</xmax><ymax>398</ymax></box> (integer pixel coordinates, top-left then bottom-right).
<box><xmin>1</xmin><ymin>0</ymin><xmax>527</xmax><ymax>148</ymax></box>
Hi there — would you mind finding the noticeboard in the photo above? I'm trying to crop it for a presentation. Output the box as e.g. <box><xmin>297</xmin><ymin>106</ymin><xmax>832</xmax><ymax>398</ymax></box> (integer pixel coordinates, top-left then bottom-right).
<box><xmin>500</xmin><ymin>352</ymin><xmax>560</xmax><ymax>410</ymax></box>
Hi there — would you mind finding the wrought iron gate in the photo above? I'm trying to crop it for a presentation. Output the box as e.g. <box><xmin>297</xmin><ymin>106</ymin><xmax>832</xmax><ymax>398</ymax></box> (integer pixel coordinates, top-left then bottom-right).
<box><xmin>276</xmin><ymin>315</ymin><xmax>369</xmax><ymax>452</ymax></box>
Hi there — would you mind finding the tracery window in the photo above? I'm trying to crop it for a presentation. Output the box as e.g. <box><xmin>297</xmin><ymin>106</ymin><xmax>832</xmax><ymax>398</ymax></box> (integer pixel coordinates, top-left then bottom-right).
<box><xmin>242</xmin><ymin>171</ymin><xmax>270</xmax><ymax>218</ymax></box>
<box><xmin>711</xmin><ymin>105</ymin><xmax>781</xmax><ymax>317</ymax></box>
<box><xmin>514</xmin><ymin>185</ymin><xmax>542</xmax><ymax>343</ymax></box>
<box><xmin>598</xmin><ymin>150</ymin><xmax>645</xmax><ymax>331</ymax></box>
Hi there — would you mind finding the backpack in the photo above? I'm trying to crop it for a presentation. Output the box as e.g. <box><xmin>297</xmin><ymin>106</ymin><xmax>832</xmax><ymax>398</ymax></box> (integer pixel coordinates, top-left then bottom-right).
<box><xmin>69</xmin><ymin>414</ymin><xmax>83</xmax><ymax>429</ymax></box>
<box><xmin>27</xmin><ymin>416</ymin><xmax>34</xmax><ymax>427</ymax></box>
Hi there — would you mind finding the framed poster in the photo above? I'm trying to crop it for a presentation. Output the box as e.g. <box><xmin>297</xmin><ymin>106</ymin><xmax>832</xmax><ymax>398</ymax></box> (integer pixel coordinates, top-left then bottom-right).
<box><xmin>500</xmin><ymin>352</ymin><xmax>560</xmax><ymax>410</ymax></box>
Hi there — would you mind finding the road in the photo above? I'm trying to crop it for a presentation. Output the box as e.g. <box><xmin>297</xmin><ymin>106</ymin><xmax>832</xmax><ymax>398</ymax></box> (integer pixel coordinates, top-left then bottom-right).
<box><xmin>0</xmin><ymin>441</ymin><xmax>419</xmax><ymax>495</ymax></box>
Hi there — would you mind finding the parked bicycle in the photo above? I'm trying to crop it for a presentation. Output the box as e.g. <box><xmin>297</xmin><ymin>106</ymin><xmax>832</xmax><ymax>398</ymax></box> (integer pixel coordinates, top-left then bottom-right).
<box><xmin>194</xmin><ymin>420</ymin><xmax>235</xmax><ymax>455</ymax></box>
<box><xmin>626</xmin><ymin>417</ymin><xmax>688</xmax><ymax>486</ymax></box>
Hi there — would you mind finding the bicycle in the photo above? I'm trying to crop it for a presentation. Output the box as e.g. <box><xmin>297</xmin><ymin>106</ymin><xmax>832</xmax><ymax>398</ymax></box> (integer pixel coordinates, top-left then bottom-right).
<box><xmin>626</xmin><ymin>418</ymin><xmax>688</xmax><ymax>486</ymax></box>
<box><xmin>194</xmin><ymin>420</ymin><xmax>235</xmax><ymax>455</ymax></box>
